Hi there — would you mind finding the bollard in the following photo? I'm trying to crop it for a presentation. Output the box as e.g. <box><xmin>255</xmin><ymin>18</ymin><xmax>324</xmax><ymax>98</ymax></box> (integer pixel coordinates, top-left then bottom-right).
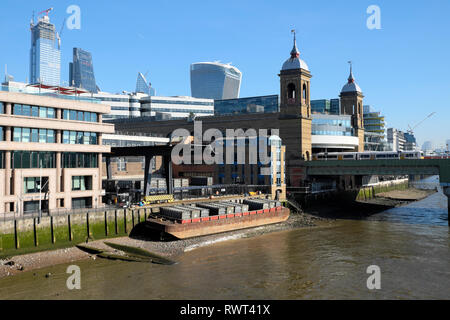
<box><xmin>33</xmin><ymin>218</ymin><xmax>39</xmax><ymax>247</ymax></box>
<box><xmin>50</xmin><ymin>216</ymin><xmax>55</xmax><ymax>244</ymax></box>
<box><xmin>14</xmin><ymin>219</ymin><xmax>19</xmax><ymax>249</ymax></box>
<box><xmin>114</xmin><ymin>210</ymin><xmax>118</xmax><ymax>235</ymax></box>
<box><xmin>68</xmin><ymin>214</ymin><xmax>73</xmax><ymax>242</ymax></box>
<box><xmin>104</xmin><ymin>211</ymin><xmax>108</xmax><ymax>236</ymax></box>
<box><xmin>86</xmin><ymin>212</ymin><xmax>91</xmax><ymax>239</ymax></box>
<box><xmin>123</xmin><ymin>209</ymin><xmax>127</xmax><ymax>234</ymax></box>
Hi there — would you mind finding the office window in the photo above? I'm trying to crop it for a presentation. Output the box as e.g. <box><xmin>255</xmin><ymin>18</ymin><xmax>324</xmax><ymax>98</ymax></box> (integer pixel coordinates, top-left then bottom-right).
<box><xmin>31</xmin><ymin>106</ymin><xmax>39</xmax><ymax>117</ymax></box>
<box><xmin>69</xmin><ymin>131</ymin><xmax>76</xmax><ymax>144</ymax></box>
<box><xmin>47</xmin><ymin>129</ymin><xmax>55</xmax><ymax>143</ymax></box>
<box><xmin>39</xmin><ymin>107</ymin><xmax>47</xmax><ymax>118</ymax></box>
<box><xmin>22</xmin><ymin>128</ymin><xmax>30</xmax><ymax>143</ymax></box>
<box><xmin>72</xmin><ymin>176</ymin><xmax>92</xmax><ymax>191</ymax></box>
<box><xmin>13</xmin><ymin>104</ymin><xmax>22</xmax><ymax>115</ymax></box>
<box><xmin>31</xmin><ymin>129</ymin><xmax>39</xmax><ymax>142</ymax></box>
<box><xmin>62</xmin><ymin>153</ymin><xmax>98</xmax><ymax>168</ymax></box>
<box><xmin>12</xmin><ymin>152</ymin><xmax>55</xmax><ymax>169</ymax></box>
<box><xmin>22</xmin><ymin>105</ymin><xmax>31</xmax><ymax>116</ymax></box>
<box><xmin>63</xmin><ymin>131</ymin><xmax>69</xmax><ymax>144</ymax></box>
<box><xmin>13</xmin><ymin>128</ymin><xmax>21</xmax><ymax>142</ymax></box>
<box><xmin>47</xmin><ymin>108</ymin><xmax>55</xmax><ymax>119</ymax></box>
<box><xmin>23</xmin><ymin>177</ymin><xmax>49</xmax><ymax>194</ymax></box>
<box><xmin>0</xmin><ymin>127</ymin><xmax>3</xmax><ymax>141</ymax></box>
<box><xmin>117</xmin><ymin>158</ymin><xmax>126</xmax><ymax>171</ymax></box>
<box><xmin>63</xmin><ymin>110</ymin><xmax>69</xmax><ymax>120</ymax></box>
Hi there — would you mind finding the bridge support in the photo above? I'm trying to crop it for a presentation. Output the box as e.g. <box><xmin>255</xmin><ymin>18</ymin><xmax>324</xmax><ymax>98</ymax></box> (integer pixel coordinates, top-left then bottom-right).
<box><xmin>444</xmin><ymin>186</ymin><xmax>450</xmax><ymax>226</ymax></box>
<box><xmin>143</xmin><ymin>155</ymin><xmax>154</xmax><ymax>197</ymax></box>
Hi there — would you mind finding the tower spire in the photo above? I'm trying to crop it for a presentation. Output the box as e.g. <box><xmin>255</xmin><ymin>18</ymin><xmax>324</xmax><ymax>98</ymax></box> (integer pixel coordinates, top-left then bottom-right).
<box><xmin>348</xmin><ymin>60</ymin><xmax>354</xmax><ymax>83</ymax></box>
<box><xmin>290</xmin><ymin>29</ymin><xmax>300</xmax><ymax>58</ymax></box>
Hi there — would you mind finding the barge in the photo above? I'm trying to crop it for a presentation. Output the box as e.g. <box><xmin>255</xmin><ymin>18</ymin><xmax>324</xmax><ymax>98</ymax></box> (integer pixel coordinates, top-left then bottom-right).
<box><xmin>143</xmin><ymin>199</ymin><xmax>290</xmax><ymax>239</ymax></box>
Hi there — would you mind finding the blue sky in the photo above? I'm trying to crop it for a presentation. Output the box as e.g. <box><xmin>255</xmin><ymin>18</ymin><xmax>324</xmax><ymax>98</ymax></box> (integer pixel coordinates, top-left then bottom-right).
<box><xmin>0</xmin><ymin>0</ymin><xmax>449</xmax><ymax>148</ymax></box>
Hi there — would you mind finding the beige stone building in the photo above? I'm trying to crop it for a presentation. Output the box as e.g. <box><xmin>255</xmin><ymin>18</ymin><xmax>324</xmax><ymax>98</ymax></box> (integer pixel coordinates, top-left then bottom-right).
<box><xmin>0</xmin><ymin>90</ymin><xmax>114</xmax><ymax>216</ymax></box>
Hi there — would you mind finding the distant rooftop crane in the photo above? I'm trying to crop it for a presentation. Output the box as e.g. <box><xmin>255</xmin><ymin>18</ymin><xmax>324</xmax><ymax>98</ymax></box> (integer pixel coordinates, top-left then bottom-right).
<box><xmin>407</xmin><ymin>112</ymin><xmax>436</xmax><ymax>135</ymax></box>
<box><xmin>38</xmin><ymin>7</ymin><xmax>53</xmax><ymax>17</ymax></box>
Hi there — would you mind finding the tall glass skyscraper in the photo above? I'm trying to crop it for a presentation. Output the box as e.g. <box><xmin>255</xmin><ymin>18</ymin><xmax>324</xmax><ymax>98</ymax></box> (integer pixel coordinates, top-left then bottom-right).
<box><xmin>190</xmin><ymin>62</ymin><xmax>242</xmax><ymax>100</ymax></box>
<box><xmin>69</xmin><ymin>48</ymin><xmax>98</xmax><ymax>93</ymax></box>
<box><xmin>29</xmin><ymin>15</ymin><xmax>60</xmax><ymax>86</ymax></box>
<box><xmin>135</xmin><ymin>72</ymin><xmax>155</xmax><ymax>96</ymax></box>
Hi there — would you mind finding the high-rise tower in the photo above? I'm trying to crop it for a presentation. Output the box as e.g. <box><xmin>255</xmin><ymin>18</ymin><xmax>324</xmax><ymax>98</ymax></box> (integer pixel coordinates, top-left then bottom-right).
<box><xmin>340</xmin><ymin>62</ymin><xmax>364</xmax><ymax>151</ymax></box>
<box><xmin>190</xmin><ymin>62</ymin><xmax>242</xmax><ymax>100</ymax></box>
<box><xmin>69</xmin><ymin>48</ymin><xmax>98</xmax><ymax>93</ymax></box>
<box><xmin>136</xmin><ymin>72</ymin><xmax>155</xmax><ymax>96</ymax></box>
<box><xmin>279</xmin><ymin>30</ymin><xmax>312</xmax><ymax>160</ymax></box>
<box><xmin>29</xmin><ymin>12</ymin><xmax>61</xmax><ymax>86</ymax></box>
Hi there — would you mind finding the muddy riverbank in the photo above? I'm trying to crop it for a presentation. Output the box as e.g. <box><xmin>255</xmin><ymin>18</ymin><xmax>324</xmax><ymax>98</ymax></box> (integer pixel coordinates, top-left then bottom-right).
<box><xmin>0</xmin><ymin>188</ymin><xmax>434</xmax><ymax>280</ymax></box>
<box><xmin>0</xmin><ymin>212</ymin><xmax>326</xmax><ymax>279</ymax></box>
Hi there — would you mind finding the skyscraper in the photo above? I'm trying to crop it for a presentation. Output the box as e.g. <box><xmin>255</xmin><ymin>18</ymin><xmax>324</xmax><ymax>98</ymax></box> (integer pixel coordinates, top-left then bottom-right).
<box><xmin>190</xmin><ymin>62</ymin><xmax>242</xmax><ymax>100</ymax></box>
<box><xmin>29</xmin><ymin>14</ymin><xmax>60</xmax><ymax>86</ymax></box>
<box><xmin>69</xmin><ymin>48</ymin><xmax>98</xmax><ymax>93</ymax></box>
<box><xmin>135</xmin><ymin>72</ymin><xmax>155</xmax><ymax>96</ymax></box>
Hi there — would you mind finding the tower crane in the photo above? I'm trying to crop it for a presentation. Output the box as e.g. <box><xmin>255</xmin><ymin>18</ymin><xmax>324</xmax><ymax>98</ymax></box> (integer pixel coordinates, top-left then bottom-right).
<box><xmin>56</xmin><ymin>18</ymin><xmax>66</xmax><ymax>49</ymax></box>
<box><xmin>38</xmin><ymin>8</ymin><xmax>53</xmax><ymax>17</ymax></box>
<box><xmin>407</xmin><ymin>112</ymin><xmax>436</xmax><ymax>135</ymax></box>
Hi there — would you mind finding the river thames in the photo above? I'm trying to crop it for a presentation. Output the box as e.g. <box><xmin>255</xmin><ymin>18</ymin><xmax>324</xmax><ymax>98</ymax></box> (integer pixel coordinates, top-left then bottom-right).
<box><xmin>0</xmin><ymin>177</ymin><xmax>448</xmax><ymax>299</ymax></box>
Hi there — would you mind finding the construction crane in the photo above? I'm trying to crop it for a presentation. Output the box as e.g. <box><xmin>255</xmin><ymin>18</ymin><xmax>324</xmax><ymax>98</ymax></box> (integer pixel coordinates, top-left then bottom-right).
<box><xmin>407</xmin><ymin>112</ymin><xmax>436</xmax><ymax>135</ymax></box>
<box><xmin>56</xmin><ymin>18</ymin><xmax>66</xmax><ymax>49</ymax></box>
<box><xmin>38</xmin><ymin>7</ymin><xmax>53</xmax><ymax>17</ymax></box>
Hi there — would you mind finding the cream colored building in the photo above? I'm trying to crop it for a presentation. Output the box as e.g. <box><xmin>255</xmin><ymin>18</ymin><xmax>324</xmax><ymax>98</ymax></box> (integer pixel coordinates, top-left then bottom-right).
<box><xmin>0</xmin><ymin>90</ymin><xmax>114</xmax><ymax>216</ymax></box>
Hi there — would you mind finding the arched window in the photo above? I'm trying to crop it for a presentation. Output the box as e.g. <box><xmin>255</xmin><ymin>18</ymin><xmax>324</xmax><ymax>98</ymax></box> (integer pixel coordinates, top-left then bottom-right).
<box><xmin>287</xmin><ymin>83</ymin><xmax>296</xmax><ymax>99</ymax></box>
<box><xmin>303</xmin><ymin>83</ymin><xmax>307</xmax><ymax>102</ymax></box>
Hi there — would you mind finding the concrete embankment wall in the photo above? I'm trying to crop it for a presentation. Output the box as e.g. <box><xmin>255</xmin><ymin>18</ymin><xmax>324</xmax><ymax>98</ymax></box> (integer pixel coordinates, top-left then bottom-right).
<box><xmin>355</xmin><ymin>180</ymin><xmax>409</xmax><ymax>201</ymax></box>
<box><xmin>299</xmin><ymin>180</ymin><xmax>410</xmax><ymax>208</ymax></box>
<box><xmin>0</xmin><ymin>208</ymin><xmax>150</xmax><ymax>258</ymax></box>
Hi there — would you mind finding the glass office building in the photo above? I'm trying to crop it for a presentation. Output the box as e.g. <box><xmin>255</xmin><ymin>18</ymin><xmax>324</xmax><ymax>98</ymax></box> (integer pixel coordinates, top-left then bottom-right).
<box><xmin>29</xmin><ymin>15</ymin><xmax>61</xmax><ymax>86</ymax></box>
<box><xmin>69</xmin><ymin>48</ymin><xmax>98</xmax><ymax>93</ymax></box>
<box><xmin>312</xmin><ymin>114</ymin><xmax>353</xmax><ymax>136</ymax></box>
<box><xmin>363</xmin><ymin>105</ymin><xmax>389</xmax><ymax>151</ymax></box>
<box><xmin>330</xmin><ymin>99</ymin><xmax>340</xmax><ymax>115</ymax></box>
<box><xmin>214</xmin><ymin>95</ymin><xmax>279</xmax><ymax>115</ymax></box>
<box><xmin>190</xmin><ymin>62</ymin><xmax>242</xmax><ymax>100</ymax></box>
<box><xmin>311</xmin><ymin>99</ymin><xmax>340</xmax><ymax>115</ymax></box>
<box><xmin>136</xmin><ymin>72</ymin><xmax>156</xmax><ymax>96</ymax></box>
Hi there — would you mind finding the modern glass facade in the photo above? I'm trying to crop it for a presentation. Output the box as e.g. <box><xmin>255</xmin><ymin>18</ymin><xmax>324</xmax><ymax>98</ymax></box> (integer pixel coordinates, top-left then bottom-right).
<box><xmin>69</xmin><ymin>48</ymin><xmax>98</xmax><ymax>93</ymax></box>
<box><xmin>13</xmin><ymin>128</ymin><xmax>55</xmax><ymax>143</ymax></box>
<box><xmin>330</xmin><ymin>99</ymin><xmax>340</xmax><ymax>115</ymax></box>
<box><xmin>135</xmin><ymin>72</ymin><xmax>155</xmax><ymax>96</ymax></box>
<box><xmin>190</xmin><ymin>62</ymin><xmax>242</xmax><ymax>100</ymax></box>
<box><xmin>62</xmin><ymin>109</ymin><xmax>98</xmax><ymax>122</ymax></box>
<box><xmin>13</xmin><ymin>104</ymin><xmax>55</xmax><ymax>118</ymax></box>
<box><xmin>30</xmin><ymin>16</ymin><xmax>61</xmax><ymax>86</ymax></box>
<box><xmin>12</xmin><ymin>151</ymin><xmax>56</xmax><ymax>169</ymax></box>
<box><xmin>214</xmin><ymin>95</ymin><xmax>279</xmax><ymax>116</ymax></box>
<box><xmin>312</xmin><ymin>114</ymin><xmax>353</xmax><ymax>136</ymax></box>
<box><xmin>311</xmin><ymin>99</ymin><xmax>340</xmax><ymax>115</ymax></box>
<box><xmin>363</xmin><ymin>105</ymin><xmax>389</xmax><ymax>151</ymax></box>
<box><xmin>140</xmin><ymin>96</ymin><xmax>214</xmax><ymax>119</ymax></box>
